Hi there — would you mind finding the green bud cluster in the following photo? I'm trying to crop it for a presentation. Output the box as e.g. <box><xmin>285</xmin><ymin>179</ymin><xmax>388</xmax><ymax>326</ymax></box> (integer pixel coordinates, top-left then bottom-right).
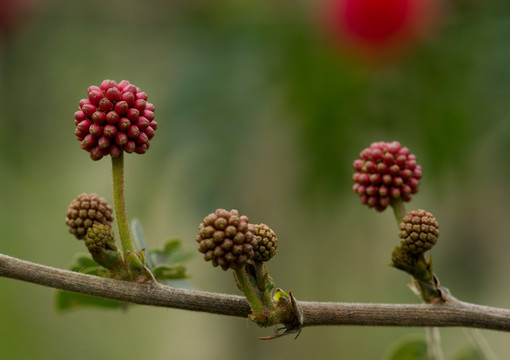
<box><xmin>399</xmin><ymin>209</ymin><xmax>439</xmax><ymax>255</ymax></box>
<box><xmin>251</xmin><ymin>223</ymin><xmax>278</xmax><ymax>263</ymax></box>
<box><xmin>85</xmin><ymin>224</ymin><xmax>117</xmax><ymax>253</ymax></box>
<box><xmin>84</xmin><ymin>224</ymin><xmax>121</xmax><ymax>269</ymax></box>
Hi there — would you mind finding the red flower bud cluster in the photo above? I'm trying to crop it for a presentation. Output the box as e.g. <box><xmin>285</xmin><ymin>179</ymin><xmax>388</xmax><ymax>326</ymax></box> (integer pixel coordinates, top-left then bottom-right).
<box><xmin>73</xmin><ymin>80</ymin><xmax>157</xmax><ymax>161</ymax></box>
<box><xmin>352</xmin><ymin>141</ymin><xmax>422</xmax><ymax>211</ymax></box>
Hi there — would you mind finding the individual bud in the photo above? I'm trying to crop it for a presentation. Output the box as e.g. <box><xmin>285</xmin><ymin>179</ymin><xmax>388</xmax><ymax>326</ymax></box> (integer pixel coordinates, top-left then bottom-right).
<box><xmin>74</xmin><ymin>110</ymin><xmax>87</xmax><ymax>122</ymax></box>
<box><xmin>103</xmin><ymin>124</ymin><xmax>118</xmax><ymax>138</ymax></box>
<box><xmin>127</xmin><ymin>125</ymin><xmax>140</xmax><ymax>139</ymax></box>
<box><xmin>146</xmin><ymin>103</ymin><xmax>155</xmax><ymax>112</ymax></box>
<box><xmin>76</xmin><ymin>120</ymin><xmax>92</xmax><ymax>133</ymax></box>
<box><xmin>127</xmin><ymin>108</ymin><xmax>139</xmax><ymax>122</ymax></box>
<box><xmin>106</xmin><ymin>87</ymin><xmax>121</xmax><ymax>102</ymax></box>
<box><xmin>81</xmin><ymin>134</ymin><xmax>96</xmax><ymax>151</ymax></box>
<box><xmin>73</xmin><ymin>80</ymin><xmax>157</xmax><ymax>160</ymax></box>
<box><xmin>122</xmin><ymin>84</ymin><xmax>137</xmax><ymax>94</ymax></box>
<box><xmin>109</xmin><ymin>145</ymin><xmax>122</xmax><ymax>158</ymax></box>
<box><xmin>121</xmin><ymin>91</ymin><xmax>136</xmax><ymax>106</ymax></box>
<box><xmin>136</xmin><ymin>91</ymin><xmax>148</xmax><ymax>101</ymax></box>
<box><xmin>115</xmin><ymin>132</ymin><xmax>128</xmax><ymax>146</ymax></box>
<box><xmin>399</xmin><ymin>209</ymin><xmax>439</xmax><ymax>255</ymax></box>
<box><xmin>114</xmin><ymin>101</ymin><xmax>129</xmax><ymax>116</ymax></box>
<box><xmin>88</xmin><ymin>90</ymin><xmax>104</xmax><ymax>105</ymax></box>
<box><xmin>105</xmin><ymin>111</ymin><xmax>119</xmax><ymax>124</ymax></box>
<box><xmin>144</xmin><ymin>126</ymin><xmax>155</xmax><ymax>139</ymax></box>
<box><xmin>89</xmin><ymin>124</ymin><xmax>102</xmax><ymax>137</ymax></box>
<box><xmin>196</xmin><ymin>209</ymin><xmax>256</xmax><ymax>270</ymax></box>
<box><xmin>87</xmin><ymin>85</ymin><xmax>101</xmax><ymax>94</ymax></box>
<box><xmin>124</xmin><ymin>140</ymin><xmax>136</xmax><ymax>153</ymax></box>
<box><xmin>142</xmin><ymin>109</ymin><xmax>154</xmax><ymax>121</ymax></box>
<box><xmin>136</xmin><ymin>132</ymin><xmax>149</xmax><ymax>145</ymax></box>
<box><xmin>136</xmin><ymin>116</ymin><xmax>150</xmax><ymax>130</ymax></box>
<box><xmin>65</xmin><ymin>193</ymin><xmax>114</xmax><ymax>240</ymax></box>
<box><xmin>118</xmin><ymin>117</ymin><xmax>131</xmax><ymax>131</ymax></box>
<box><xmin>75</xmin><ymin>129</ymin><xmax>86</xmax><ymax>140</ymax></box>
<box><xmin>135</xmin><ymin>99</ymin><xmax>146</xmax><ymax>111</ymax></box>
<box><xmin>90</xmin><ymin>146</ymin><xmax>106</xmax><ymax>160</ymax></box>
<box><xmin>84</xmin><ymin>224</ymin><xmax>122</xmax><ymax>269</ymax></box>
<box><xmin>81</xmin><ymin>103</ymin><xmax>96</xmax><ymax>117</ymax></box>
<box><xmin>98</xmin><ymin>136</ymin><xmax>111</xmax><ymax>149</ymax></box>
<box><xmin>135</xmin><ymin>144</ymin><xmax>148</xmax><ymax>154</ymax></box>
<box><xmin>251</xmin><ymin>223</ymin><xmax>278</xmax><ymax>262</ymax></box>
<box><xmin>352</xmin><ymin>141</ymin><xmax>422</xmax><ymax>211</ymax></box>
<box><xmin>98</xmin><ymin>98</ymin><xmax>113</xmax><ymax>112</ymax></box>
<box><xmin>91</xmin><ymin>111</ymin><xmax>106</xmax><ymax>125</ymax></box>
<box><xmin>100</xmin><ymin>79</ymin><xmax>118</xmax><ymax>91</ymax></box>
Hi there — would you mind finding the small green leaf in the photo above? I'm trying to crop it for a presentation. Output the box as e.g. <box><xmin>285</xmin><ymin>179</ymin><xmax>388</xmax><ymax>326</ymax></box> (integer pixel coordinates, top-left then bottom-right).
<box><xmin>384</xmin><ymin>334</ymin><xmax>428</xmax><ymax>360</ymax></box>
<box><xmin>152</xmin><ymin>264</ymin><xmax>188</xmax><ymax>280</ymax></box>
<box><xmin>126</xmin><ymin>250</ymin><xmax>145</xmax><ymax>273</ymax></box>
<box><xmin>56</xmin><ymin>290</ymin><xmax>126</xmax><ymax>311</ymax></box>
<box><xmin>151</xmin><ymin>239</ymin><xmax>194</xmax><ymax>267</ymax></box>
<box><xmin>131</xmin><ymin>219</ymin><xmax>154</xmax><ymax>268</ymax></box>
<box><xmin>273</xmin><ymin>289</ymin><xmax>290</xmax><ymax>303</ymax></box>
<box><xmin>69</xmin><ymin>254</ymin><xmax>100</xmax><ymax>273</ymax></box>
<box><xmin>131</xmin><ymin>218</ymin><xmax>148</xmax><ymax>250</ymax></box>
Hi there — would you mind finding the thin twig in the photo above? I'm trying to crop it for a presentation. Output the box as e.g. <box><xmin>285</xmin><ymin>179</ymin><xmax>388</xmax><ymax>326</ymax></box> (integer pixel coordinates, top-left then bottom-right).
<box><xmin>1</xmin><ymin>253</ymin><xmax>510</xmax><ymax>331</ymax></box>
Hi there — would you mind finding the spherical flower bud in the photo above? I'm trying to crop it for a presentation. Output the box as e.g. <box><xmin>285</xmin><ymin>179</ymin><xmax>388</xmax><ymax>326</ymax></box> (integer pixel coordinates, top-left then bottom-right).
<box><xmin>399</xmin><ymin>209</ymin><xmax>439</xmax><ymax>255</ymax></box>
<box><xmin>196</xmin><ymin>209</ymin><xmax>256</xmax><ymax>270</ymax></box>
<box><xmin>65</xmin><ymin>193</ymin><xmax>114</xmax><ymax>240</ymax></box>
<box><xmin>251</xmin><ymin>223</ymin><xmax>278</xmax><ymax>262</ymax></box>
<box><xmin>73</xmin><ymin>80</ymin><xmax>156</xmax><ymax>160</ymax></box>
<box><xmin>352</xmin><ymin>141</ymin><xmax>422</xmax><ymax>211</ymax></box>
<box><xmin>84</xmin><ymin>223</ymin><xmax>118</xmax><ymax>254</ymax></box>
<box><xmin>84</xmin><ymin>223</ymin><xmax>122</xmax><ymax>269</ymax></box>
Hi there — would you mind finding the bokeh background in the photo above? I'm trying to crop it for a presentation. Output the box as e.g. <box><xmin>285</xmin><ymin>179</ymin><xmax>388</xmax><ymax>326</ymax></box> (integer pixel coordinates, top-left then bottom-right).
<box><xmin>1</xmin><ymin>0</ymin><xmax>510</xmax><ymax>358</ymax></box>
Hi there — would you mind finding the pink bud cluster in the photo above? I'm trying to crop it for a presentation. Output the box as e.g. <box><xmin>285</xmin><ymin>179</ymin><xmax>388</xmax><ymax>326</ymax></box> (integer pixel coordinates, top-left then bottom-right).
<box><xmin>73</xmin><ymin>80</ymin><xmax>157</xmax><ymax>161</ymax></box>
<box><xmin>352</xmin><ymin>141</ymin><xmax>422</xmax><ymax>211</ymax></box>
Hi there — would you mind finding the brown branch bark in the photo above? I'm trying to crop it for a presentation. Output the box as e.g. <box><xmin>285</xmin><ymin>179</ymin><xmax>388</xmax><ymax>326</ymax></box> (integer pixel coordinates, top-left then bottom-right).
<box><xmin>1</xmin><ymin>253</ymin><xmax>510</xmax><ymax>331</ymax></box>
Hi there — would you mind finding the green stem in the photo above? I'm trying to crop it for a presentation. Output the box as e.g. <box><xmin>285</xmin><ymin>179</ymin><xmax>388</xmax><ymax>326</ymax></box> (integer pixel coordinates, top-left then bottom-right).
<box><xmin>391</xmin><ymin>200</ymin><xmax>444</xmax><ymax>358</ymax></box>
<box><xmin>391</xmin><ymin>198</ymin><xmax>407</xmax><ymax>228</ymax></box>
<box><xmin>233</xmin><ymin>267</ymin><xmax>265</xmax><ymax>317</ymax></box>
<box><xmin>252</xmin><ymin>262</ymin><xmax>276</xmax><ymax>310</ymax></box>
<box><xmin>111</xmin><ymin>154</ymin><xmax>135</xmax><ymax>256</ymax></box>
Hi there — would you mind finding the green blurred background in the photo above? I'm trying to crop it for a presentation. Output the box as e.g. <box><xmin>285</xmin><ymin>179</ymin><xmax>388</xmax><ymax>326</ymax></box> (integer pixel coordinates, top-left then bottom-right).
<box><xmin>1</xmin><ymin>0</ymin><xmax>510</xmax><ymax>358</ymax></box>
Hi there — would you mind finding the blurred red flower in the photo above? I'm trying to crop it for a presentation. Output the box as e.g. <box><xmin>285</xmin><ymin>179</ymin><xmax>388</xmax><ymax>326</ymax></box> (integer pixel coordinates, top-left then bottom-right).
<box><xmin>325</xmin><ymin>0</ymin><xmax>439</xmax><ymax>61</ymax></box>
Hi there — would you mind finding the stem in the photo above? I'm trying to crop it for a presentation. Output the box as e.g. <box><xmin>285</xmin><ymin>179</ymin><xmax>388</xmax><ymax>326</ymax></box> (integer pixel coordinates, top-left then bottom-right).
<box><xmin>426</xmin><ymin>327</ymin><xmax>444</xmax><ymax>360</ymax></box>
<box><xmin>233</xmin><ymin>267</ymin><xmax>265</xmax><ymax>316</ymax></box>
<box><xmin>390</xmin><ymin>198</ymin><xmax>407</xmax><ymax>228</ymax></box>
<box><xmin>2</xmin><ymin>254</ymin><xmax>510</xmax><ymax>331</ymax></box>
<box><xmin>252</xmin><ymin>262</ymin><xmax>276</xmax><ymax>310</ymax></box>
<box><xmin>391</xmin><ymin>199</ymin><xmax>444</xmax><ymax>358</ymax></box>
<box><xmin>111</xmin><ymin>154</ymin><xmax>135</xmax><ymax>255</ymax></box>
